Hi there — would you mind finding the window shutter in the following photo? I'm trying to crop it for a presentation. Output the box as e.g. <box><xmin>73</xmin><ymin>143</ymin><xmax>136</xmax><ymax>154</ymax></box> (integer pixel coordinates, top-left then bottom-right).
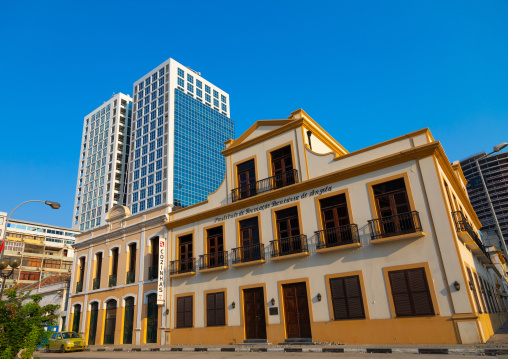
<box><xmin>466</xmin><ymin>268</ymin><xmax>482</xmax><ymax>313</ymax></box>
<box><xmin>176</xmin><ymin>297</ymin><xmax>185</xmax><ymax>328</ymax></box>
<box><xmin>407</xmin><ymin>269</ymin><xmax>433</xmax><ymax>316</ymax></box>
<box><xmin>216</xmin><ymin>292</ymin><xmax>225</xmax><ymax>325</ymax></box>
<box><xmin>184</xmin><ymin>296</ymin><xmax>193</xmax><ymax>328</ymax></box>
<box><xmin>344</xmin><ymin>276</ymin><xmax>365</xmax><ymax>319</ymax></box>
<box><xmin>329</xmin><ymin>276</ymin><xmax>365</xmax><ymax>320</ymax></box>
<box><xmin>389</xmin><ymin>271</ymin><xmax>413</xmax><ymax>316</ymax></box>
<box><xmin>330</xmin><ymin>278</ymin><xmax>347</xmax><ymax>319</ymax></box>
<box><xmin>207</xmin><ymin>293</ymin><xmax>216</xmax><ymax>326</ymax></box>
<box><xmin>389</xmin><ymin>268</ymin><xmax>434</xmax><ymax>317</ymax></box>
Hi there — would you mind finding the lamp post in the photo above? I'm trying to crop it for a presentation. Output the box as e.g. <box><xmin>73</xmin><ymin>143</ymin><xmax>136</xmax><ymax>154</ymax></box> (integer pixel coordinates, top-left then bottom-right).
<box><xmin>0</xmin><ymin>257</ymin><xmax>21</xmax><ymax>297</ymax></box>
<box><xmin>0</xmin><ymin>200</ymin><xmax>61</xmax><ymax>261</ymax></box>
<box><xmin>474</xmin><ymin>142</ymin><xmax>508</xmax><ymax>258</ymax></box>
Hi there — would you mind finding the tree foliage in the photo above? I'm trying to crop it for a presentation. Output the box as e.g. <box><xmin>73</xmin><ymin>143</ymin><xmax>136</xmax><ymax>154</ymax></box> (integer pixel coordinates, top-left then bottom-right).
<box><xmin>0</xmin><ymin>287</ymin><xmax>59</xmax><ymax>359</ymax></box>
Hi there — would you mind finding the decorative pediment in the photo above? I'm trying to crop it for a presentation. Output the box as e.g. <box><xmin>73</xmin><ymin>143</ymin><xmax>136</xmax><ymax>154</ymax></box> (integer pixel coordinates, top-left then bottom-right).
<box><xmin>106</xmin><ymin>205</ymin><xmax>131</xmax><ymax>223</ymax></box>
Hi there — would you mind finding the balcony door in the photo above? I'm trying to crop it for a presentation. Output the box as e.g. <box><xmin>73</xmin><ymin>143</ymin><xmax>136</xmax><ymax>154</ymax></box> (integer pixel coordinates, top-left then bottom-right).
<box><xmin>276</xmin><ymin>207</ymin><xmax>301</xmax><ymax>255</ymax></box>
<box><xmin>237</xmin><ymin>159</ymin><xmax>256</xmax><ymax>199</ymax></box>
<box><xmin>373</xmin><ymin>178</ymin><xmax>413</xmax><ymax>235</ymax></box>
<box><xmin>207</xmin><ymin>227</ymin><xmax>224</xmax><ymax>267</ymax></box>
<box><xmin>239</xmin><ymin>217</ymin><xmax>261</xmax><ymax>261</ymax></box>
<box><xmin>179</xmin><ymin>235</ymin><xmax>193</xmax><ymax>272</ymax></box>
<box><xmin>271</xmin><ymin>146</ymin><xmax>294</xmax><ymax>188</ymax></box>
<box><xmin>319</xmin><ymin>194</ymin><xmax>351</xmax><ymax>246</ymax></box>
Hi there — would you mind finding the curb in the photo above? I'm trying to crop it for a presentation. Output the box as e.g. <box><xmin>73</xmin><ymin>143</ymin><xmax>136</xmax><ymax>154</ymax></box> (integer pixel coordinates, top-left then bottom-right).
<box><xmin>82</xmin><ymin>346</ymin><xmax>508</xmax><ymax>355</ymax></box>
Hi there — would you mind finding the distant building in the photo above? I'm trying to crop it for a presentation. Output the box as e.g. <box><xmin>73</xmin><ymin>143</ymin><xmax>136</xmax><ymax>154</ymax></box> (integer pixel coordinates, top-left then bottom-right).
<box><xmin>19</xmin><ymin>275</ymin><xmax>71</xmax><ymax>331</ymax></box>
<box><xmin>72</xmin><ymin>93</ymin><xmax>133</xmax><ymax>231</ymax></box>
<box><xmin>126</xmin><ymin>58</ymin><xmax>234</xmax><ymax>214</ymax></box>
<box><xmin>460</xmin><ymin>152</ymin><xmax>508</xmax><ymax>245</ymax></box>
<box><xmin>0</xmin><ymin>214</ymin><xmax>78</xmax><ymax>289</ymax></box>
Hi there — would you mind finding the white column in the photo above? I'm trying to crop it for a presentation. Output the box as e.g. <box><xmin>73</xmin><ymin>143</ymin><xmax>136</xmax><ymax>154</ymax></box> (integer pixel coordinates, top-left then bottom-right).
<box><xmin>135</xmin><ymin>228</ymin><xmax>145</xmax><ymax>345</ymax></box>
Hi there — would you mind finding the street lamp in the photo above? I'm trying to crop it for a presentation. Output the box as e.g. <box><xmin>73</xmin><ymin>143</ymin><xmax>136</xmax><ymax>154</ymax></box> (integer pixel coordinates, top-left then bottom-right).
<box><xmin>0</xmin><ymin>200</ymin><xmax>61</xmax><ymax>260</ymax></box>
<box><xmin>0</xmin><ymin>257</ymin><xmax>21</xmax><ymax>297</ymax></box>
<box><xmin>474</xmin><ymin>143</ymin><xmax>508</xmax><ymax>258</ymax></box>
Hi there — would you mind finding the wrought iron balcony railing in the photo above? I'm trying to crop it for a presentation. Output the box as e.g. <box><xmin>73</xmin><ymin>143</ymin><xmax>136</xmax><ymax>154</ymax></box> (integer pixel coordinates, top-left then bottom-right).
<box><xmin>92</xmin><ymin>277</ymin><xmax>100</xmax><ymax>290</ymax></box>
<box><xmin>199</xmin><ymin>251</ymin><xmax>228</xmax><ymax>270</ymax></box>
<box><xmin>368</xmin><ymin>211</ymin><xmax>422</xmax><ymax>240</ymax></box>
<box><xmin>75</xmin><ymin>281</ymin><xmax>83</xmax><ymax>293</ymax></box>
<box><xmin>148</xmin><ymin>266</ymin><xmax>157</xmax><ymax>280</ymax></box>
<box><xmin>170</xmin><ymin>258</ymin><xmax>196</xmax><ymax>275</ymax></box>
<box><xmin>315</xmin><ymin>224</ymin><xmax>360</xmax><ymax>249</ymax></box>
<box><xmin>126</xmin><ymin>270</ymin><xmax>135</xmax><ymax>284</ymax></box>
<box><xmin>270</xmin><ymin>234</ymin><xmax>308</xmax><ymax>258</ymax></box>
<box><xmin>108</xmin><ymin>274</ymin><xmax>117</xmax><ymax>287</ymax></box>
<box><xmin>452</xmin><ymin>211</ymin><xmax>490</xmax><ymax>261</ymax></box>
<box><xmin>231</xmin><ymin>169</ymin><xmax>298</xmax><ymax>202</ymax></box>
<box><xmin>232</xmin><ymin>243</ymin><xmax>265</xmax><ymax>264</ymax></box>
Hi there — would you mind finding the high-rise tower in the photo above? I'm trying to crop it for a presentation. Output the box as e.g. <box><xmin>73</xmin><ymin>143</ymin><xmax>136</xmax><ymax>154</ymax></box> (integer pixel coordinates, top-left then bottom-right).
<box><xmin>126</xmin><ymin>58</ymin><xmax>234</xmax><ymax>214</ymax></box>
<box><xmin>460</xmin><ymin>151</ymin><xmax>508</xmax><ymax>244</ymax></box>
<box><xmin>73</xmin><ymin>93</ymin><xmax>133</xmax><ymax>230</ymax></box>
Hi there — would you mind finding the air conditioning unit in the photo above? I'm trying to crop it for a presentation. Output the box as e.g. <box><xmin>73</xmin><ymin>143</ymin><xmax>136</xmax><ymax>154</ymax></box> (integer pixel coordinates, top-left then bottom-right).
<box><xmin>17</xmin><ymin>252</ymin><xmax>22</xmax><ymax>255</ymax></box>
<box><xmin>67</xmin><ymin>269</ymin><xmax>71</xmax><ymax>273</ymax></box>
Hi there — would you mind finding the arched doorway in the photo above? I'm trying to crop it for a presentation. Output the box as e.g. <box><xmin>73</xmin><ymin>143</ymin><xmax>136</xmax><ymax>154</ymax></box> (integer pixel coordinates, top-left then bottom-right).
<box><xmin>123</xmin><ymin>297</ymin><xmax>135</xmax><ymax>344</ymax></box>
<box><xmin>88</xmin><ymin>302</ymin><xmax>99</xmax><ymax>345</ymax></box>
<box><xmin>104</xmin><ymin>299</ymin><xmax>117</xmax><ymax>344</ymax></box>
<box><xmin>146</xmin><ymin>294</ymin><xmax>158</xmax><ymax>343</ymax></box>
<box><xmin>72</xmin><ymin>304</ymin><xmax>81</xmax><ymax>333</ymax></box>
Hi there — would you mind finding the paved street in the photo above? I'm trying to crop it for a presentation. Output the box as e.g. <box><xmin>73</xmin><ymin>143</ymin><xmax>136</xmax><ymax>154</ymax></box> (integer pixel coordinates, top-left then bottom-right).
<box><xmin>38</xmin><ymin>352</ymin><xmax>507</xmax><ymax>359</ymax></box>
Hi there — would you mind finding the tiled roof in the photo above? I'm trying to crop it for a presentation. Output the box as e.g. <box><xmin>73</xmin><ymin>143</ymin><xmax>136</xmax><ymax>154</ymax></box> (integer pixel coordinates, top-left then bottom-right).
<box><xmin>17</xmin><ymin>275</ymin><xmax>70</xmax><ymax>291</ymax></box>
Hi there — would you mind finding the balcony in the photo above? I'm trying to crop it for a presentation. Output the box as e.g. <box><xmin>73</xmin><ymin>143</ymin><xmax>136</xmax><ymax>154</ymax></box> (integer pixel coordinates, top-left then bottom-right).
<box><xmin>231</xmin><ymin>169</ymin><xmax>298</xmax><ymax>202</ymax></box>
<box><xmin>368</xmin><ymin>211</ymin><xmax>424</xmax><ymax>244</ymax></box>
<box><xmin>270</xmin><ymin>234</ymin><xmax>308</xmax><ymax>260</ymax></box>
<box><xmin>126</xmin><ymin>270</ymin><xmax>135</xmax><ymax>284</ymax></box>
<box><xmin>315</xmin><ymin>224</ymin><xmax>361</xmax><ymax>253</ymax></box>
<box><xmin>169</xmin><ymin>258</ymin><xmax>196</xmax><ymax>277</ymax></box>
<box><xmin>198</xmin><ymin>252</ymin><xmax>228</xmax><ymax>272</ymax></box>
<box><xmin>232</xmin><ymin>243</ymin><xmax>265</xmax><ymax>267</ymax></box>
<box><xmin>108</xmin><ymin>274</ymin><xmax>117</xmax><ymax>287</ymax></box>
<box><xmin>76</xmin><ymin>281</ymin><xmax>83</xmax><ymax>293</ymax></box>
<box><xmin>148</xmin><ymin>266</ymin><xmax>158</xmax><ymax>280</ymax></box>
<box><xmin>92</xmin><ymin>277</ymin><xmax>100</xmax><ymax>290</ymax></box>
<box><xmin>452</xmin><ymin>211</ymin><xmax>490</xmax><ymax>263</ymax></box>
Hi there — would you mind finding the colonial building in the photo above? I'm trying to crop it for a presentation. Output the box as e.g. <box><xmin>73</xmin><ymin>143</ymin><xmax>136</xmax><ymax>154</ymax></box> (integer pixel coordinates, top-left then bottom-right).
<box><xmin>68</xmin><ymin>109</ymin><xmax>507</xmax><ymax>346</ymax></box>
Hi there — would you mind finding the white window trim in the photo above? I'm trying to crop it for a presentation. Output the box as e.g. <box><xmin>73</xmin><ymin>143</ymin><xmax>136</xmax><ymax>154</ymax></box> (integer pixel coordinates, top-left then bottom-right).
<box><xmin>125</xmin><ymin>240</ymin><xmax>138</xmax><ymax>253</ymax></box>
<box><xmin>108</xmin><ymin>245</ymin><xmax>121</xmax><ymax>257</ymax></box>
<box><xmin>121</xmin><ymin>294</ymin><xmax>137</xmax><ymax>307</ymax></box>
<box><xmin>71</xmin><ymin>302</ymin><xmax>83</xmax><ymax>314</ymax></box>
<box><xmin>88</xmin><ymin>299</ymin><xmax>101</xmax><ymax>311</ymax></box>
<box><xmin>102</xmin><ymin>296</ymin><xmax>119</xmax><ymax>310</ymax></box>
<box><xmin>143</xmin><ymin>290</ymin><xmax>157</xmax><ymax>304</ymax></box>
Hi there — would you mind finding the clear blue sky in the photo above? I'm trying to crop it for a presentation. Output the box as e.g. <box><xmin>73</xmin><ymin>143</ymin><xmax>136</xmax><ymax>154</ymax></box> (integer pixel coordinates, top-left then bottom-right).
<box><xmin>1</xmin><ymin>0</ymin><xmax>507</xmax><ymax>228</ymax></box>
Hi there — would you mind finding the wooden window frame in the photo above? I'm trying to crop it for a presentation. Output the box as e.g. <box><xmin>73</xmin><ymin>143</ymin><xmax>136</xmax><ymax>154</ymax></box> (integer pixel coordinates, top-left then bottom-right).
<box><xmin>325</xmin><ymin>271</ymin><xmax>369</xmax><ymax>320</ymax></box>
<box><xmin>266</xmin><ymin>141</ymin><xmax>297</xmax><ymax>178</ymax></box>
<box><xmin>175</xmin><ymin>293</ymin><xmax>194</xmax><ymax>328</ymax></box>
<box><xmin>204</xmin><ymin>288</ymin><xmax>227</xmax><ymax>327</ymax></box>
<box><xmin>366</xmin><ymin>173</ymin><xmax>416</xmax><ymax>220</ymax></box>
<box><xmin>233</xmin><ymin>155</ymin><xmax>258</xmax><ymax>191</ymax></box>
<box><xmin>382</xmin><ymin>262</ymin><xmax>439</xmax><ymax>318</ymax></box>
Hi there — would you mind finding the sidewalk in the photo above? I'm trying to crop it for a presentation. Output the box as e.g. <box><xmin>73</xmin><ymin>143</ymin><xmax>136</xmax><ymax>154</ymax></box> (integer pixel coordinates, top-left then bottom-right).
<box><xmin>81</xmin><ymin>322</ymin><xmax>508</xmax><ymax>356</ymax></box>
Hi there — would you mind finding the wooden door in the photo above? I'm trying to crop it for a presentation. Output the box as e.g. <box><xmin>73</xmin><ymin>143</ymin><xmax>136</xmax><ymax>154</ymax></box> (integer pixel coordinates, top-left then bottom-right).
<box><xmin>146</xmin><ymin>294</ymin><xmax>158</xmax><ymax>343</ymax></box>
<box><xmin>282</xmin><ymin>282</ymin><xmax>312</xmax><ymax>339</ymax></box>
<box><xmin>276</xmin><ymin>207</ymin><xmax>301</xmax><ymax>255</ymax></box>
<box><xmin>320</xmin><ymin>195</ymin><xmax>351</xmax><ymax>245</ymax></box>
<box><xmin>271</xmin><ymin>146</ymin><xmax>294</xmax><ymax>188</ymax></box>
<box><xmin>207</xmin><ymin>227</ymin><xmax>224</xmax><ymax>267</ymax></box>
<box><xmin>123</xmin><ymin>298</ymin><xmax>135</xmax><ymax>344</ymax></box>
<box><xmin>103</xmin><ymin>300</ymin><xmax>117</xmax><ymax>344</ymax></box>
<box><xmin>237</xmin><ymin>160</ymin><xmax>257</xmax><ymax>199</ymax></box>
<box><xmin>244</xmin><ymin>287</ymin><xmax>267</xmax><ymax>340</ymax></box>
<box><xmin>373</xmin><ymin>178</ymin><xmax>412</xmax><ymax>235</ymax></box>
<box><xmin>88</xmin><ymin>303</ymin><xmax>98</xmax><ymax>345</ymax></box>
<box><xmin>239</xmin><ymin>217</ymin><xmax>260</xmax><ymax>261</ymax></box>
<box><xmin>179</xmin><ymin>235</ymin><xmax>193</xmax><ymax>272</ymax></box>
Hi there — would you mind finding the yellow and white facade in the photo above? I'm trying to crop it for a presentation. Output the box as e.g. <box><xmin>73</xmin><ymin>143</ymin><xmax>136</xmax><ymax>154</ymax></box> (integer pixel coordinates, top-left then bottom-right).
<box><xmin>69</xmin><ymin>109</ymin><xmax>508</xmax><ymax>346</ymax></box>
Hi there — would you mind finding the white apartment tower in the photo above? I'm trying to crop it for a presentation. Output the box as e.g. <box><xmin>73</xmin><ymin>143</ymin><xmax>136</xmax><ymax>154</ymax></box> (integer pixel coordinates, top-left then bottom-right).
<box><xmin>126</xmin><ymin>58</ymin><xmax>234</xmax><ymax>215</ymax></box>
<box><xmin>73</xmin><ymin>93</ymin><xmax>133</xmax><ymax>230</ymax></box>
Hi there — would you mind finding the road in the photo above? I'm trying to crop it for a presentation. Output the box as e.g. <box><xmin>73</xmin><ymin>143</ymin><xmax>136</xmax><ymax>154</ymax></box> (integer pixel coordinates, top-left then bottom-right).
<box><xmin>38</xmin><ymin>351</ymin><xmax>508</xmax><ymax>359</ymax></box>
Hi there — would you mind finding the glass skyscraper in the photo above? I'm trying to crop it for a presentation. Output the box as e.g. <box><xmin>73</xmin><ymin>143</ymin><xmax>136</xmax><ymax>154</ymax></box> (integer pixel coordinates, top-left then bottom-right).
<box><xmin>127</xmin><ymin>58</ymin><xmax>234</xmax><ymax>214</ymax></box>
<box><xmin>73</xmin><ymin>93</ymin><xmax>133</xmax><ymax>230</ymax></box>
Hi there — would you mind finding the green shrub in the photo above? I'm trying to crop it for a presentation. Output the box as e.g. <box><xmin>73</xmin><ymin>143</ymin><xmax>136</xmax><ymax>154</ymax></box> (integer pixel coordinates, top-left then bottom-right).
<box><xmin>0</xmin><ymin>287</ymin><xmax>59</xmax><ymax>359</ymax></box>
